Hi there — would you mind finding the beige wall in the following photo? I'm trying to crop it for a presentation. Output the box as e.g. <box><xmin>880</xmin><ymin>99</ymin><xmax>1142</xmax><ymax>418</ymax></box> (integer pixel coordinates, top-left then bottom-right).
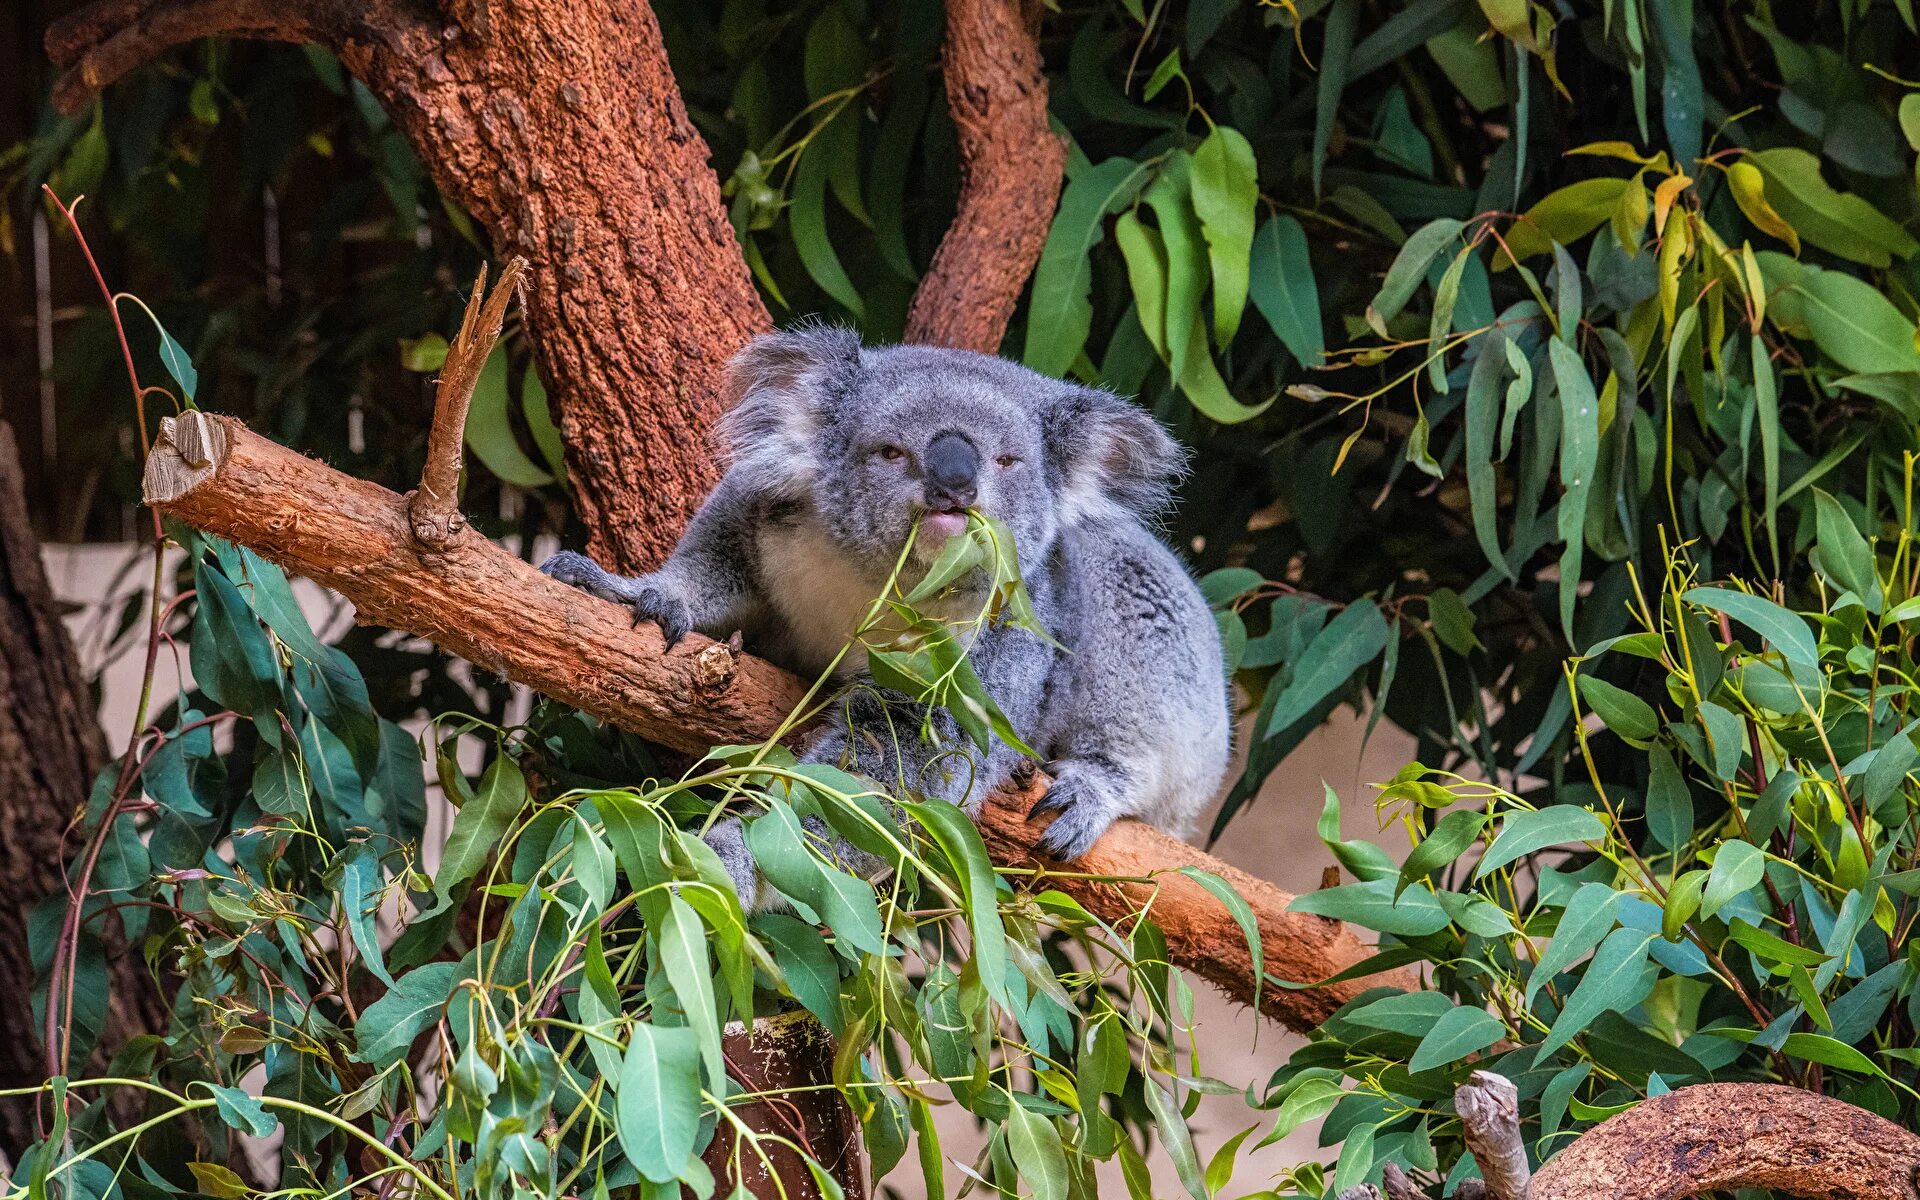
<box><xmin>43</xmin><ymin>541</ymin><xmax>1413</xmax><ymax>1196</ymax></box>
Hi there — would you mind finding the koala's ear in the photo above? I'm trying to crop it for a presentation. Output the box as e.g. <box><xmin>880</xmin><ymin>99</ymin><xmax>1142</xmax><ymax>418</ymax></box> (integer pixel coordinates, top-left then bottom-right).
<box><xmin>714</xmin><ymin>324</ymin><xmax>862</xmax><ymax>488</ymax></box>
<box><xmin>1044</xmin><ymin>387</ymin><xmax>1187</xmax><ymax>525</ymax></box>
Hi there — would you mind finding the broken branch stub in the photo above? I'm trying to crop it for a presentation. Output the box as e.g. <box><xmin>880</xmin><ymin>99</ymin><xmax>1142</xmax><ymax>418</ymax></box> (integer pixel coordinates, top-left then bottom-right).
<box><xmin>1455</xmin><ymin>1071</ymin><xmax>1530</xmax><ymax>1200</ymax></box>
<box><xmin>409</xmin><ymin>257</ymin><xmax>528</xmax><ymax>547</ymax></box>
<box><xmin>141</xmin><ymin>414</ymin><xmax>1415</xmax><ymax>1031</ymax></box>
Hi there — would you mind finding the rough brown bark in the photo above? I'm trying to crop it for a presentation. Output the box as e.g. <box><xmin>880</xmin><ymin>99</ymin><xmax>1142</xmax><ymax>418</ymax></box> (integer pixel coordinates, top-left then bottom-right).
<box><xmin>0</xmin><ymin>423</ymin><xmax>162</xmax><ymax>1152</ymax></box>
<box><xmin>902</xmin><ymin>0</ymin><xmax>1065</xmax><ymax>352</ymax></box>
<box><xmin>51</xmin><ymin>0</ymin><xmax>771</xmax><ymax>574</ymax></box>
<box><xmin>710</xmin><ymin>1012</ymin><xmax>865</xmax><ymax>1200</ymax></box>
<box><xmin>1530</xmin><ymin>1082</ymin><xmax>1920</xmax><ymax>1199</ymax></box>
<box><xmin>143</xmin><ymin>412</ymin><xmax>1414</xmax><ymax>1030</ymax></box>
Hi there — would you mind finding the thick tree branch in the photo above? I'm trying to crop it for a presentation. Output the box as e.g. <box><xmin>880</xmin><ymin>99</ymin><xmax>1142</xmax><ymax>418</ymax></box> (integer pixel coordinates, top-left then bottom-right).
<box><xmin>1531</xmin><ymin>1082</ymin><xmax>1920</xmax><ymax>1199</ymax></box>
<box><xmin>903</xmin><ymin>0</ymin><xmax>1065</xmax><ymax>352</ymax></box>
<box><xmin>143</xmin><ymin>412</ymin><xmax>1413</xmax><ymax>1031</ymax></box>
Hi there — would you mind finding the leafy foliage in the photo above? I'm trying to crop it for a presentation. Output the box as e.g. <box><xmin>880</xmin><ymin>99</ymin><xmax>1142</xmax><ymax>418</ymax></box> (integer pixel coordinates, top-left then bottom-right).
<box><xmin>1259</xmin><ymin>519</ymin><xmax>1920</xmax><ymax>1194</ymax></box>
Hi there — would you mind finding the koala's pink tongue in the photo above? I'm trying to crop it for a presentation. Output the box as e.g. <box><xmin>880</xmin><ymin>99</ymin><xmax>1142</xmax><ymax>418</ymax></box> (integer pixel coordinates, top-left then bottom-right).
<box><xmin>923</xmin><ymin>510</ymin><xmax>969</xmax><ymax>541</ymax></box>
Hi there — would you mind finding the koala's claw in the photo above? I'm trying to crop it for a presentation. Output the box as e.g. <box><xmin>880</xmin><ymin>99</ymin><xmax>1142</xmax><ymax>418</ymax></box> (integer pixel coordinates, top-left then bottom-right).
<box><xmin>630</xmin><ymin>587</ymin><xmax>692</xmax><ymax>649</ymax></box>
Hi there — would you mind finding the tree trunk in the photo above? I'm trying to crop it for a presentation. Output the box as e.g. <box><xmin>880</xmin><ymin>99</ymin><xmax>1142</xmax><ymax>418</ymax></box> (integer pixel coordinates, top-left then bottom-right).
<box><xmin>0</xmin><ymin>423</ymin><xmax>161</xmax><ymax>1153</ymax></box>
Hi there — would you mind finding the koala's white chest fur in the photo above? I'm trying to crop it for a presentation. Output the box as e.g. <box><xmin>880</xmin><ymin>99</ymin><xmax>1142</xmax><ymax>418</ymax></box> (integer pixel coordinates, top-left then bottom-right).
<box><xmin>755</xmin><ymin>518</ymin><xmax>984</xmax><ymax>681</ymax></box>
<box><xmin>755</xmin><ymin>521</ymin><xmax>886</xmax><ymax>679</ymax></box>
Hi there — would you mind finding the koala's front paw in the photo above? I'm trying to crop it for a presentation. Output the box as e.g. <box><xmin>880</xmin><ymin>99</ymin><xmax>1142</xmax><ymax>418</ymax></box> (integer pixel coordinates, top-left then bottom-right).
<box><xmin>1029</xmin><ymin>777</ymin><xmax>1119</xmax><ymax>862</ymax></box>
<box><xmin>627</xmin><ymin>584</ymin><xmax>693</xmax><ymax>649</ymax></box>
<box><xmin>541</xmin><ymin>550</ymin><xmax>618</xmax><ymax>598</ymax></box>
<box><xmin>703</xmin><ymin>817</ymin><xmax>765</xmax><ymax>911</ymax></box>
<box><xmin>541</xmin><ymin>552</ymin><xmax>693</xmax><ymax>647</ymax></box>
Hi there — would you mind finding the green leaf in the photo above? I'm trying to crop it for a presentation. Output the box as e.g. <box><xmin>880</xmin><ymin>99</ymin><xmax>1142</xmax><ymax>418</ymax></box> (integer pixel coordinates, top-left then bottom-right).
<box><xmin>1249</xmin><ymin>215</ymin><xmax>1324</xmax><ymax>367</ymax></box>
<box><xmin>757</xmin><ymin>913</ymin><xmax>844</xmax><ymax>1036</ymax></box>
<box><xmin>1475</xmin><ymin>806</ymin><xmax>1608</xmax><ymax>879</ymax></box>
<box><xmin>186</xmin><ymin>1164</ymin><xmax>248</xmax><ymax>1200</ymax></box>
<box><xmin>1726</xmin><ymin>918</ymin><xmax>1831</xmax><ymax>968</ymax></box>
<box><xmin>1179</xmin><ymin>866</ymin><xmax>1264</xmax><ymax>1012</ymax></box>
<box><xmin>252</xmin><ymin>745</ymin><xmax>306</xmax><ymax>817</ymax></box>
<box><xmin>1576</xmin><ymin>675</ymin><xmax>1657</xmax><ymax>740</ymax></box>
<box><xmin>1535</xmin><ymin>928</ymin><xmax>1657</xmax><ymax>1061</ymax></box>
<box><xmin>1791</xmin><ymin>268</ymin><xmax>1920</xmax><ymax>376</ymax></box>
<box><xmin>198</xmin><ymin>1083</ymin><xmax>277</xmax><ymax>1138</ymax></box>
<box><xmin>1347</xmin><ymin>990</ymin><xmax>1454</xmax><ymax>1034</ymax></box>
<box><xmin>1190</xmin><ymin>125</ymin><xmax>1258</xmax><ymax>344</ymax></box>
<box><xmin>618</xmin><ymin>1023</ymin><xmax>704</xmax><ymax>1183</ymax></box>
<box><xmin>1496</xmin><ymin>179</ymin><xmax>1632</xmax><ymax>265</ymax></box>
<box><xmin>136</xmin><ymin>307</ymin><xmax>199</xmax><ymax>405</ymax></box>
<box><xmin>1682</xmin><ymin>587</ymin><xmax>1817</xmax><ymax>668</ymax></box>
<box><xmin>1288</xmin><ymin>878</ymin><xmax>1452</xmax><ymax>936</ymax></box>
<box><xmin>1204</xmin><ymin>1125</ymin><xmax>1257</xmax><ymax>1197</ymax></box>
<box><xmin>336</xmin><ymin>841</ymin><xmax>394</xmax><ymax>987</ymax></box>
<box><xmin>464</xmin><ymin>345</ymin><xmax>554</xmax><ymax>488</ymax></box>
<box><xmin>1427</xmin><ymin>247</ymin><xmax>1471</xmax><ymax>393</ymax></box>
<box><xmin>1527</xmin><ymin>883</ymin><xmax>1621</xmax><ymax>1005</ymax></box>
<box><xmin>658</xmin><ymin>895</ymin><xmax>723</xmax><ymax>1088</ymax></box>
<box><xmin>520</xmin><ymin>365</ymin><xmax>567</xmax><ymax>480</ymax></box>
<box><xmin>432</xmin><ymin>754</ymin><xmax>528</xmax><ymax>902</ymax></box>
<box><xmin>1006</xmin><ymin>1102</ymin><xmax>1069</xmax><ymax>1200</ymax></box>
<box><xmin>1260</xmin><ymin>600</ymin><xmax>1389</xmax><ymax>739</ymax></box>
<box><xmin>906</xmin><ymin>798</ymin><xmax>1010</xmax><ymax>1006</ymax></box>
<box><xmin>1024</xmin><ymin>158</ymin><xmax>1152</xmax><ymax>377</ymax></box>
<box><xmin>1465</xmin><ymin>333</ymin><xmax>1511</xmax><ymax>577</ymax></box>
<box><xmin>1550</xmin><ymin>338</ymin><xmax>1600</xmax><ymax>643</ymax></box>
<box><xmin>1144</xmin><ymin>1079</ymin><xmax>1207</xmax><ymax>1200</ymax></box>
<box><xmin>1781</xmin><ymin>1032</ymin><xmax>1882</xmax><ymax>1076</ymax></box>
<box><xmin>354</xmin><ymin>960</ymin><xmax>462</xmax><ymax>1067</ymax></box>
<box><xmin>1749</xmin><ymin>147</ymin><xmax>1918</xmax><ymax>267</ymax></box>
<box><xmin>791</xmin><ymin>145</ymin><xmax>865</xmax><ymax>320</ymax></box>
<box><xmin>1702</xmin><ymin>839</ymin><xmax>1766</xmax><ymax>919</ymax></box>
<box><xmin>1644</xmin><ymin>744</ymin><xmax>1694</xmax><ymax>852</ymax></box>
<box><xmin>1408</xmin><ymin>1005</ymin><xmax>1506</xmax><ymax>1073</ymax></box>
<box><xmin>1312</xmin><ymin>0</ymin><xmax>1360</xmax><ymax>198</ymax></box>
<box><xmin>1396</xmin><ymin>809</ymin><xmax>1485</xmax><ymax>899</ymax></box>
<box><xmin>1812</xmin><ymin>489</ymin><xmax>1881</xmax><ymax>609</ymax></box>
<box><xmin>1696</xmin><ymin>700</ymin><xmax>1745</xmax><ymax>780</ymax></box>
<box><xmin>1367</xmin><ymin>218</ymin><xmax>1465</xmax><ymax>333</ymax></box>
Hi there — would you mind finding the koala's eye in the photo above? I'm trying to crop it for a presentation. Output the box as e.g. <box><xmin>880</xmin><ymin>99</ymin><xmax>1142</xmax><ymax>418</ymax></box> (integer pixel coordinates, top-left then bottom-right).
<box><xmin>876</xmin><ymin>445</ymin><xmax>908</xmax><ymax>463</ymax></box>
<box><xmin>996</xmin><ymin>454</ymin><xmax>1021</xmax><ymax>469</ymax></box>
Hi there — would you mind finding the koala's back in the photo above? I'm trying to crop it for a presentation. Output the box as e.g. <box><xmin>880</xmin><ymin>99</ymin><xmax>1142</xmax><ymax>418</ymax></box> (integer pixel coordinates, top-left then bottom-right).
<box><xmin>1038</xmin><ymin>515</ymin><xmax>1232</xmax><ymax>838</ymax></box>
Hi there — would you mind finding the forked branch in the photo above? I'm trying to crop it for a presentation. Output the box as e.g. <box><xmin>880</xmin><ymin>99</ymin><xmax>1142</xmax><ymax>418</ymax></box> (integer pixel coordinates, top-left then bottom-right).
<box><xmin>410</xmin><ymin>258</ymin><xmax>527</xmax><ymax>546</ymax></box>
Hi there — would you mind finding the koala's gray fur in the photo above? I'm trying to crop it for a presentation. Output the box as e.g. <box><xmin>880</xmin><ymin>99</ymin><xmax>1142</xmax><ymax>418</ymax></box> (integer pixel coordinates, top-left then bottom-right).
<box><xmin>541</xmin><ymin>326</ymin><xmax>1230</xmax><ymax>910</ymax></box>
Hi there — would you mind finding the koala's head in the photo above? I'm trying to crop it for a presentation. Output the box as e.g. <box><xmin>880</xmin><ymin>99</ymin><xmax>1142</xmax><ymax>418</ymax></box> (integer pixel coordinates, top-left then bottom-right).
<box><xmin>715</xmin><ymin>325</ymin><xmax>1185</xmax><ymax>570</ymax></box>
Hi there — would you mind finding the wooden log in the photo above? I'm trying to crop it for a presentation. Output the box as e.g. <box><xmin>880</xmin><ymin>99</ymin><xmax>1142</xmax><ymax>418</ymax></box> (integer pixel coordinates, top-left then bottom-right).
<box><xmin>144</xmin><ymin>412</ymin><xmax>1414</xmax><ymax>1031</ymax></box>
<box><xmin>1530</xmin><ymin>1082</ymin><xmax>1920</xmax><ymax>1199</ymax></box>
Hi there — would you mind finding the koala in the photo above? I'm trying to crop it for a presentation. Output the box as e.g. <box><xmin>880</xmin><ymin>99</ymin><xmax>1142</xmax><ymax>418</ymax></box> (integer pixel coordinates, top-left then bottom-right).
<box><xmin>541</xmin><ymin>326</ymin><xmax>1231</xmax><ymax>909</ymax></box>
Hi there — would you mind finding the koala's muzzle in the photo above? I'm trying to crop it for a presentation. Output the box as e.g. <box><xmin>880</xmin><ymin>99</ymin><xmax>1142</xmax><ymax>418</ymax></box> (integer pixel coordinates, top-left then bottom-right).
<box><xmin>924</xmin><ymin>431</ymin><xmax>979</xmax><ymax>509</ymax></box>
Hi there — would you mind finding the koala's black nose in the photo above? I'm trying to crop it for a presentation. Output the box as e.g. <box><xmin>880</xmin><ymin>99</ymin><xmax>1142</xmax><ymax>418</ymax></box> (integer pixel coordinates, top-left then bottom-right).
<box><xmin>924</xmin><ymin>431</ymin><xmax>979</xmax><ymax>508</ymax></box>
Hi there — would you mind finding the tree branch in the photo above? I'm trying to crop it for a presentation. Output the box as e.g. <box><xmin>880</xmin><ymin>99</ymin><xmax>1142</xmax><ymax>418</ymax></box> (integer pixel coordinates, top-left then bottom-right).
<box><xmin>142</xmin><ymin>412</ymin><xmax>1414</xmax><ymax>1031</ymax></box>
<box><xmin>903</xmin><ymin>0</ymin><xmax>1064</xmax><ymax>352</ymax></box>
<box><xmin>410</xmin><ymin>258</ymin><xmax>526</xmax><ymax>546</ymax></box>
<box><xmin>1531</xmin><ymin>1082</ymin><xmax>1920</xmax><ymax>1199</ymax></box>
